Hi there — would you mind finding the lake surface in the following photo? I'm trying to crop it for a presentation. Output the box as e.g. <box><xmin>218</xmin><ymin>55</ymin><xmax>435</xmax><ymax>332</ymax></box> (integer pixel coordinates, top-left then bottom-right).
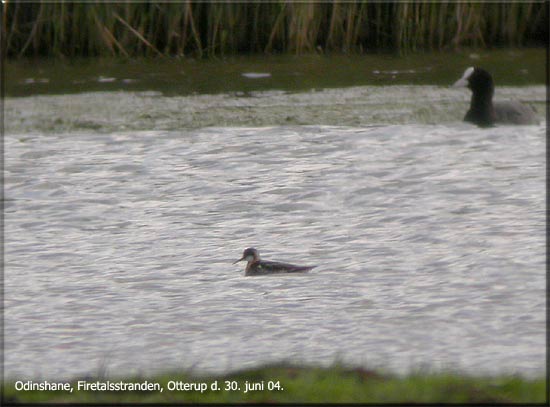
<box><xmin>4</xmin><ymin>53</ymin><xmax>546</xmax><ymax>381</ymax></box>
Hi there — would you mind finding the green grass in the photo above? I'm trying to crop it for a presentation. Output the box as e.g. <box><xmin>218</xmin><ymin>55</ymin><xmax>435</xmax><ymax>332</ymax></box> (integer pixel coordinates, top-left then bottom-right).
<box><xmin>3</xmin><ymin>364</ymin><xmax>546</xmax><ymax>404</ymax></box>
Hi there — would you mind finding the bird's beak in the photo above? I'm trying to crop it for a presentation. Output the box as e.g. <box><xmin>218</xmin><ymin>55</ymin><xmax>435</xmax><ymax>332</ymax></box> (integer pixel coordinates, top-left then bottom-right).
<box><xmin>453</xmin><ymin>66</ymin><xmax>474</xmax><ymax>88</ymax></box>
<box><xmin>233</xmin><ymin>256</ymin><xmax>244</xmax><ymax>264</ymax></box>
<box><xmin>453</xmin><ymin>77</ymin><xmax>468</xmax><ymax>88</ymax></box>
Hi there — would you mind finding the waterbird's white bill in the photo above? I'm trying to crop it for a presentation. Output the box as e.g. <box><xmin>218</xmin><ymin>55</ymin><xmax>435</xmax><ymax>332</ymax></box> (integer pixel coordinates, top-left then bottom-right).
<box><xmin>453</xmin><ymin>66</ymin><xmax>474</xmax><ymax>87</ymax></box>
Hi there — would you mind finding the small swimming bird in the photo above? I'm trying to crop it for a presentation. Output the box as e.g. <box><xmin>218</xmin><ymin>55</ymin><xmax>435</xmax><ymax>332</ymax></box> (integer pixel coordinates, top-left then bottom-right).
<box><xmin>233</xmin><ymin>247</ymin><xmax>315</xmax><ymax>276</ymax></box>
<box><xmin>453</xmin><ymin>66</ymin><xmax>537</xmax><ymax>127</ymax></box>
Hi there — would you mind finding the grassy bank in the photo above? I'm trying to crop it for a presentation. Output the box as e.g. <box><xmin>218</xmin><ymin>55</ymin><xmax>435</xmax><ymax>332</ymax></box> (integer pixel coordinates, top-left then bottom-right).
<box><xmin>3</xmin><ymin>364</ymin><xmax>546</xmax><ymax>404</ymax></box>
<box><xmin>3</xmin><ymin>2</ymin><xmax>548</xmax><ymax>58</ymax></box>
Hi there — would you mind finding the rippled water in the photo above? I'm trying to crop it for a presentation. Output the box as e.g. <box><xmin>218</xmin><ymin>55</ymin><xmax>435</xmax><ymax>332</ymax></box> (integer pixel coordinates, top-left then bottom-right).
<box><xmin>5</xmin><ymin>85</ymin><xmax>545</xmax><ymax>380</ymax></box>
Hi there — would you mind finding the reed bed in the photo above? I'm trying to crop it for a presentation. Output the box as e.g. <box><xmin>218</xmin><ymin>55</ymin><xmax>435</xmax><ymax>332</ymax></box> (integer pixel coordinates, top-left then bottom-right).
<box><xmin>3</xmin><ymin>1</ymin><xmax>547</xmax><ymax>58</ymax></box>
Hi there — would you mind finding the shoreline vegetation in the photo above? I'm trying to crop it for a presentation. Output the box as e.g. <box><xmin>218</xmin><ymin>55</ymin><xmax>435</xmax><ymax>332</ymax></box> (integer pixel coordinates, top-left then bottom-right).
<box><xmin>3</xmin><ymin>364</ymin><xmax>545</xmax><ymax>403</ymax></box>
<box><xmin>3</xmin><ymin>2</ymin><xmax>548</xmax><ymax>58</ymax></box>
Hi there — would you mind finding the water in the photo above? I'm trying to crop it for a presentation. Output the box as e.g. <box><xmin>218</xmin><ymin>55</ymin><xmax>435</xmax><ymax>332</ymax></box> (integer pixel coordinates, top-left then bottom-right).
<box><xmin>5</xmin><ymin>49</ymin><xmax>545</xmax><ymax>97</ymax></box>
<box><xmin>4</xmin><ymin>60</ymin><xmax>546</xmax><ymax>381</ymax></box>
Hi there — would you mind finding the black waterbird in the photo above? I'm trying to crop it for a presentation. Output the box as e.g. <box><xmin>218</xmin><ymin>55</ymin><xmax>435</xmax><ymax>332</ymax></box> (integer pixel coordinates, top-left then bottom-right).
<box><xmin>453</xmin><ymin>66</ymin><xmax>537</xmax><ymax>127</ymax></box>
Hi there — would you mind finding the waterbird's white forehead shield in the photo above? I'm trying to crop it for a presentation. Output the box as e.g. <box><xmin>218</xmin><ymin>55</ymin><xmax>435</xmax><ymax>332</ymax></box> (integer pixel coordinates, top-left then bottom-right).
<box><xmin>453</xmin><ymin>66</ymin><xmax>474</xmax><ymax>87</ymax></box>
